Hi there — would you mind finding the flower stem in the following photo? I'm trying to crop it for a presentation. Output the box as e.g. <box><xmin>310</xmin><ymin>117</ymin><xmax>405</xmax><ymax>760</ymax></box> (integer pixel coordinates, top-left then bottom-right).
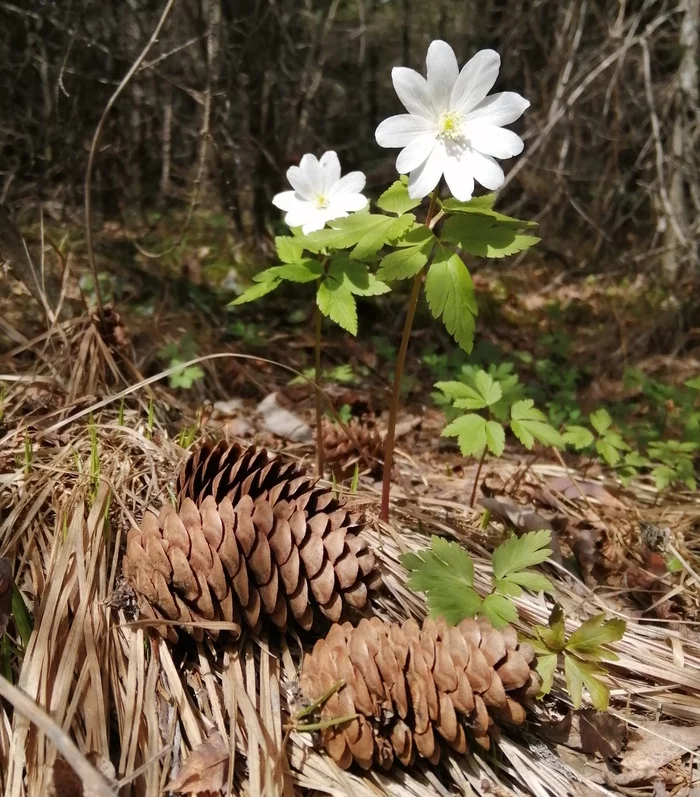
<box><xmin>314</xmin><ymin>301</ymin><xmax>324</xmax><ymax>478</ymax></box>
<box><xmin>470</xmin><ymin>447</ymin><xmax>487</xmax><ymax>508</ymax></box>
<box><xmin>380</xmin><ymin>190</ymin><xmax>439</xmax><ymax>521</ymax></box>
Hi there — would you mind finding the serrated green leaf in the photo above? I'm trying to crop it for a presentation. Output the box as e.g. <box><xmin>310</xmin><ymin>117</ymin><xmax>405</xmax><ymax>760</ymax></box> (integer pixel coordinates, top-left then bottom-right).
<box><xmin>424</xmin><ymin>248</ymin><xmax>477</xmax><ymax>353</ymax></box>
<box><xmin>255</xmin><ymin>260</ymin><xmax>324</xmax><ymax>283</ymax></box>
<box><xmin>401</xmin><ymin>537</ymin><xmax>482</xmax><ymax>625</ymax></box>
<box><xmin>502</xmin><ymin>570</ymin><xmax>554</xmax><ymax>594</ymax></box>
<box><xmin>443</xmin><ymin>370</ymin><xmax>502</xmax><ymax>410</ymax></box>
<box><xmin>275</xmin><ymin>235</ymin><xmax>305</xmax><ymax>263</ymax></box>
<box><xmin>169</xmin><ymin>364</ymin><xmax>205</xmax><ymax>389</ymax></box>
<box><xmin>481</xmin><ymin>593</ymin><xmax>518</xmax><ymax>628</ymax></box>
<box><xmin>563</xmin><ymin>425</ymin><xmax>595</xmax><ymax>450</ymax></box>
<box><xmin>230</xmin><ymin>278</ymin><xmax>282</xmax><ymax>305</ymax></box>
<box><xmin>564</xmin><ymin>655</ymin><xmax>609</xmax><ymax>710</ymax></box>
<box><xmin>303</xmin><ymin>212</ymin><xmax>414</xmax><ymax>259</ymax></box>
<box><xmin>686</xmin><ymin>376</ymin><xmax>700</xmax><ymax>390</ymax></box>
<box><xmin>442</xmin><ymin>215</ymin><xmax>540</xmax><ymax>258</ymax></box>
<box><xmin>536</xmin><ymin>653</ymin><xmax>557</xmax><ymax>697</ymax></box>
<box><xmin>510</xmin><ymin>399</ymin><xmax>564</xmax><ymax>449</ymax></box>
<box><xmin>492</xmin><ymin>530</ymin><xmax>553</xmax><ymax>581</ymax></box>
<box><xmin>567</xmin><ymin>615</ymin><xmax>626</xmax><ymax>652</ymax></box>
<box><xmin>441</xmin><ymin>413</ymin><xmax>487</xmax><ymax>456</ymax></box>
<box><xmin>486</xmin><ymin>420</ymin><xmax>505</xmax><ymax>456</ymax></box>
<box><xmin>590</xmin><ymin>408</ymin><xmax>612</xmax><ymax>434</ymax></box>
<box><xmin>441</xmin><ymin>195</ymin><xmax>538</xmax><ymax>228</ymax></box>
<box><xmin>316</xmin><ymin>280</ymin><xmax>357</xmax><ymax>335</ymax></box>
<box><xmin>651</xmin><ymin>464</ymin><xmax>675</xmax><ymax>490</ymax></box>
<box><xmin>494</xmin><ymin>578</ymin><xmax>522</xmax><ymax>597</ymax></box>
<box><xmin>596</xmin><ymin>439</ymin><xmax>621</xmax><ymax>466</ymax></box>
<box><xmin>667</xmin><ymin>555</ymin><xmax>684</xmax><ymax>572</ymax></box>
<box><xmin>377</xmin><ymin>227</ymin><xmax>435</xmax><ymax>281</ymax></box>
<box><xmin>352</xmin><ymin>214</ymin><xmax>415</xmax><ymax>259</ymax></box>
<box><xmin>533</xmin><ymin>604</ymin><xmax>566</xmax><ymax>652</ymax></box>
<box><xmin>377</xmin><ymin>180</ymin><xmax>423</xmax><ymax>216</ymax></box>
<box><xmin>328</xmin><ymin>257</ymin><xmax>390</xmax><ymax>296</ymax></box>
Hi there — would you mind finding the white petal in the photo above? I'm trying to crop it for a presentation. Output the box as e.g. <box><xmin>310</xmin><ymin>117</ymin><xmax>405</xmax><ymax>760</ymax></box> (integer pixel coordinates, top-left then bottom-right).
<box><xmin>272</xmin><ymin>190</ymin><xmax>300</xmax><ymax>211</ymax></box>
<box><xmin>466</xmin><ymin>91</ymin><xmax>530</xmax><ymax>126</ymax></box>
<box><xmin>396</xmin><ymin>135</ymin><xmax>436</xmax><ymax>174</ymax></box>
<box><xmin>319</xmin><ymin>151</ymin><xmax>341</xmax><ymax>192</ymax></box>
<box><xmin>376</xmin><ymin>114</ymin><xmax>436</xmax><ymax>148</ymax></box>
<box><xmin>443</xmin><ymin>154</ymin><xmax>475</xmax><ymax>202</ymax></box>
<box><xmin>331</xmin><ymin>171</ymin><xmax>366</xmax><ymax>196</ymax></box>
<box><xmin>467</xmin><ymin>150</ymin><xmax>505</xmax><ymax>190</ymax></box>
<box><xmin>299</xmin><ymin>153</ymin><xmax>324</xmax><ymax>193</ymax></box>
<box><xmin>407</xmin><ymin>144</ymin><xmax>445</xmax><ymax>199</ymax></box>
<box><xmin>450</xmin><ymin>49</ymin><xmax>500</xmax><ymax>114</ymax></box>
<box><xmin>287</xmin><ymin>164</ymin><xmax>316</xmax><ymax>200</ymax></box>
<box><xmin>329</xmin><ymin>193</ymin><xmax>367</xmax><ymax>214</ymax></box>
<box><xmin>467</xmin><ymin>123</ymin><xmax>524</xmax><ymax>158</ymax></box>
<box><xmin>426</xmin><ymin>40</ymin><xmax>459</xmax><ymax>113</ymax></box>
<box><xmin>391</xmin><ymin>67</ymin><xmax>436</xmax><ymax>120</ymax></box>
<box><xmin>285</xmin><ymin>203</ymin><xmax>316</xmax><ymax>229</ymax></box>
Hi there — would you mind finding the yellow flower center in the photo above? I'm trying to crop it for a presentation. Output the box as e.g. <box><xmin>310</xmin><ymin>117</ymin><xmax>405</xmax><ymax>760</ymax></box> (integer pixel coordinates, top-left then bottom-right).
<box><xmin>314</xmin><ymin>193</ymin><xmax>330</xmax><ymax>209</ymax></box>
<box><xmin>438</xmin><ymin>110</ymin><xmax>463</xmax><ymax>140</ymax></box>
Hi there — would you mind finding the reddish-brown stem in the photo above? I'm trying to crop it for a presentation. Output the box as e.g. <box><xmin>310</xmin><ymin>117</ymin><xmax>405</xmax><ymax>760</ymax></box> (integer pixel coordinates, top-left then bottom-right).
<box><xmin>380</xmin><ymin>190</ymin><xmax>439</xmax><ymax>521</ymax></box>
<box><xmin>314</xmin><ymin>301</ymin><xmax>324</xmax><ymax>478</ymax></box>
<box><xmin>470</xmin><ymin>447</ymin><xmax>488</xmax><ymax>508</ymax></box>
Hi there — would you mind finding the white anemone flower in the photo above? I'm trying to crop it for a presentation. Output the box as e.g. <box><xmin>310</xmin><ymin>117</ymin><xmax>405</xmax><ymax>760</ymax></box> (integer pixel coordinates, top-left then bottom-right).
<box><xmin>375</xmin><ymin>41</ymin><xmax>530</xmax><ymax>201</ymax></box>
<box><xmin>273</xmin><ymin>151</ymin><xmax>368</xmax><ymax>234</ymax></box>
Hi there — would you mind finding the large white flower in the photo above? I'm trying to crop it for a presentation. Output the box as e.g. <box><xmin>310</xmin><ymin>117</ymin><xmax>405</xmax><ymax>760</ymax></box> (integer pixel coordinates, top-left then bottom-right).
<box><xmin>273</xmin><ymin>151</ymin><xmax>367</xmax><ymax>234</ymax></box>
<box><xmin>375</xmin><ymin>41</ymin><xmax>529</xmax><ymax>201</ymax></box>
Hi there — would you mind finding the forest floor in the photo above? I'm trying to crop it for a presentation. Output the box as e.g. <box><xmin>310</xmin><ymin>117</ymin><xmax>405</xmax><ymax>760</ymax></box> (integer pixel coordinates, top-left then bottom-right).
<box><xmin>0</xmin><ymin>212</ymin><xmax>699</xmax><ymax>796</ymax></box>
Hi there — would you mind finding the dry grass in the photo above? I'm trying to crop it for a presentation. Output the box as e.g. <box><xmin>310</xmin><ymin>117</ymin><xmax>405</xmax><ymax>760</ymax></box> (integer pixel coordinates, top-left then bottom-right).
<box><xmin>1</xmin><ymin>313</ymin><xmax>699</xmax><ymax>797</ymax></box>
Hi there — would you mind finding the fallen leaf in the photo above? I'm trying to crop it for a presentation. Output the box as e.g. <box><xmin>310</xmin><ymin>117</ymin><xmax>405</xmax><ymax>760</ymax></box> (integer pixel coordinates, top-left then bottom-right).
<box><xmin>211</xmin><ymin>399</ymin><xmax>244</xmax><ymax>420</ymax></box>
<box><xmin>50</xmin><ymin>752</ymin><xmax>116</xmax><ymax>797</ymax></box>
<box><xmin>548</xmin><ymin>476</ymin><xmax>625</xmax><ymax>510</ymax></box>
<box><xmin>620</xmin><ymin>721</ymin><xmax>700</xmax><ymax>774</ymax></box>
<box><xmin>166</xmin><ymin>730</ymin><xmax>229</xmax><ymax>795</ymax></box>
<box><xmin>540</xmin><ymin>710</ymin><xmax>626</xmax><ymax>759</ymax></box>
<box><xmin>257</xmin><ymin>393</ymin><xmax>312</xmax><ymax>443</ymax></box>
<box><xmin>0</xmin><ymin>558</ymin><xmax>13</xmax><ymax>638</ymax></box>
<box><xmin>478</xmin><ymin>497</ymin><xmax>563</xmax><ymax>563</ymax></box>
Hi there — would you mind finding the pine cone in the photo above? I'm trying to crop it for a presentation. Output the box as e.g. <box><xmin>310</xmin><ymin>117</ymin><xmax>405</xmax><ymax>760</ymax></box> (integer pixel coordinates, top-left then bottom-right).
<box><xmin>321</xmin><ymin>420</ymin><xmax>383</xmax><ymax>481</ymax></box>
<box><xmin>123</xmin><ymin>493</ymin><xmax>377</xmax><ymax>642</ymax></box>
<box><xmin>299</xmin><ymin>615</ymin><xmax>540</xmax><ymax>770</ymax></box>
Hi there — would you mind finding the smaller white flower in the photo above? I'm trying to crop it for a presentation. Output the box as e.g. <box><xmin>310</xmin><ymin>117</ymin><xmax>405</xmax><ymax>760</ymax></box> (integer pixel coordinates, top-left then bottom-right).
<box><xmin>273</xmin><ymin>151</ymin><xmax>368</xmax><ymax>234</ymax></box>
<box><xmin>375</xmin><ymin>41</ymin><xmax>530</xmax><ymax>201</ymax></box>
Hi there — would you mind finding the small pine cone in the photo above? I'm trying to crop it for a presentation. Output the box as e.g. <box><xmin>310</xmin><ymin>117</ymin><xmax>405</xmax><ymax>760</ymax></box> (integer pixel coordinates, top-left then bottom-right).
<box><xmin>299</xmin><ymin>615</ymin><xmax>540</xmax><ymax>770</ymax></box>
<box><xmin>123</xmin><ymin>492</ymin><xmax>378</xmax><ymax>642</ymax></box>
<box><xmin>321</xmin><ymin>420</ymin><xmax>384</xmax><ymax>481</ymax></box>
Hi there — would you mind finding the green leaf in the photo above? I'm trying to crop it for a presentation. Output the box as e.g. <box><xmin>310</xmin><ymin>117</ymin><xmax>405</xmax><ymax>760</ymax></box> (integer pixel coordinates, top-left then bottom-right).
<box><xmin>328</xmin><ymin>257</ymin><xmax>390</xmax><ymax>296</ymax></box>
<box><xmin>440</xmin><ymin>370</ymin><xmax>502</xmax><ymax>411</ymax></box>
<box><xmin>590</xmin><ymin>408</ymin><xmax>612</xmax><ymax>434</ymax></box>
<box><xmin>316</xmin><ymin>280</ymin><xmax>358</xmax><ymax>335</ymax></box>
<box><xmin>442</xmin><ymin>215</ymin><xmax>540</xmax><ymax>258</ymax></box>
<box><xmin>441</xmin><ymin>413</ymin><xmax>487</xmax><ymax>456</ymax></box>
<box><xmin>596</xmin><ymin>439</ymin><xmax>621</xmax><ymax>466</ymax></box>
<box><xmin>536</xmin><ymin>653</ymin><xmax>557</xmax><ymax>697</ymax></box>
<box><xmin>351</xmin><ymin>214</ymin><xmax>415</xmax><ymax>259</ymax></box>
<box><xmin>486</xmin><ymin>420</ymin><xmax>505</xmax><ymax>457</ymax></box>
<box><xmin>567</xmin><ymin>615</ymin><xmax>626</xmax><ymax>652</ymax></box>
<box><xmin>685</xmin><ymin>376</ymin><xmax>700</xmax><ymax>390</ymax></box>
<box><xmin>564</xmin><ymin>655</ymin><xmax>610</xmax><ymax>710</ymax></box>
<box><xmin>651</xmin><ymin>464</ymin><xmax>675</xmax><ymax>490</ymax></box>
<box><xmin>11</xmin><ymin>584</ymin><xmax>33</xmax><ymax>648</ymax></box>
<box><xmin>492</xmin><ymin>530</ymin><xmax>553</xmax><ymax>581</ymax></box>
<box><xmin>502</xmin><ymin>570</ymin><xmax>554</xmax><ymax>594</ymax></box>
<box><xmin>275</xmin><ymin>235</ymin><xmax>305</xmax><ymax>263</ymax></box>
<box><xmin>667</xmin><ymin>556</ymin><xmax>684</xmax><ymax>573</ymax></box>
<box><xmin>401</xmin><ymin>537</ymin><xmax>482</xmax><ymax>625</ymax></box>
<box><xmin>533</xmin><ymin>604</ymin><xmax>566</xmax><ymax>651</ymax></box>
<box><xmin>255</xmin><ymin>260</ymin><xmax>324</xmax><ymax>283</ymax></box>
<box><xmin>441</xmin><ymin>195</ymin><xmax>538</xmax><ymax>228</ymax></box>
<box><xmin>424</xmin><ymin>248</ymin><xmax>477</xmax><ymax>353</ymax></box>
<box><xmin>304</xmin><ymin>213</ymin><xmax>414</xmax><ymax>259</ymax></box>
<box><xmin>169</xmin><ymin>364</ymin><xmax>205</xmax><ymax>390</ymax></box>
<box><xmin>563</xmin><ymin>425</ymin><xmax>595</xmax><ymax>450</ymax></box>
<box><xmin>230</xmin><ymin>278</ymin><xmax>281</xmax><ymax>305</ymax></box>
<box><xmin>377</xmin><ymin>227</ymin><xmax>435</xmax><ymax>281</ymax></box>
<box><xmin>377</xmin><ymin>180</ymin><xmax>423</xmax><ymax>216</ymax></box>
<box><xmin>481</xmin><ymin>593</ymin><xmax>518</xmax><ymax>628</ymax></box>
<box><xmin>510</xmin><ymin>399</ymin><xmax>564</xmax><ymax>449</ymax></box>
<box><xmin>494</xmin><ymin>579</ymin><xmax>522</xmax><ymax>597</ymax></box>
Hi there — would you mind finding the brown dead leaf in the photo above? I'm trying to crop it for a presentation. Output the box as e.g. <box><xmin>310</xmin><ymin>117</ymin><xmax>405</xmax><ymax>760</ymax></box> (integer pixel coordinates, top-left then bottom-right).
<box><xmin>257</xmin><ymin>392</ymin><xmax>312</xmax><ymax>443</ymax></box>
<box><xmin>49</xmin><ymin>753</ymin><xmax>116</xmax><ymax>797</ymax></box>
<box><xmin>540</xmin><ymin>710</ymin><xmax>626</xmax><ymax>759</ymax></box>
<box><xmin>0</xmin><ymin>557</ymin><xmax>13</xmax><ymax>638</ymax></box>
<box><xmin>620</xmin><ymin>721</ymin><xmax>700</xmax><ymax>774</ymax></box>
<box><xmin>547</xmin><ymin>476</ymin><xmax>625</xmax><ymax>510</ymax></box>
<box><xmin>166</xmin><ymin>730</ymin><xmax>228</xmax><ymax>795</ymax></box>
<box><xmin>478</xmin><ymin>497</ymin><xmax>563</xmax><ymax>563</ymax></box>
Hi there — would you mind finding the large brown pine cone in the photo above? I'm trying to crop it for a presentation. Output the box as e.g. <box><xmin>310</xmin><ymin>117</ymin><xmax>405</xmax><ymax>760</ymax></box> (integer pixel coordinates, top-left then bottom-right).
<box><xmin>321</xmin><ymin>420</ymin><xmax>383</xmax><ymax>481</ymax></box>
<box><xmin>176</xmin><ymin>441</ymin><xmax>315</xmax><ymax>509</ymax></box>
<box><xmin>123</xmin><ymin>492</ymin><xmax>378</xmax><ymax>642</ymax></box>
<box><xmin>299</xmin><ymin>615</ymin><xmax>540</xmax><ymax>770</ymax></box>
